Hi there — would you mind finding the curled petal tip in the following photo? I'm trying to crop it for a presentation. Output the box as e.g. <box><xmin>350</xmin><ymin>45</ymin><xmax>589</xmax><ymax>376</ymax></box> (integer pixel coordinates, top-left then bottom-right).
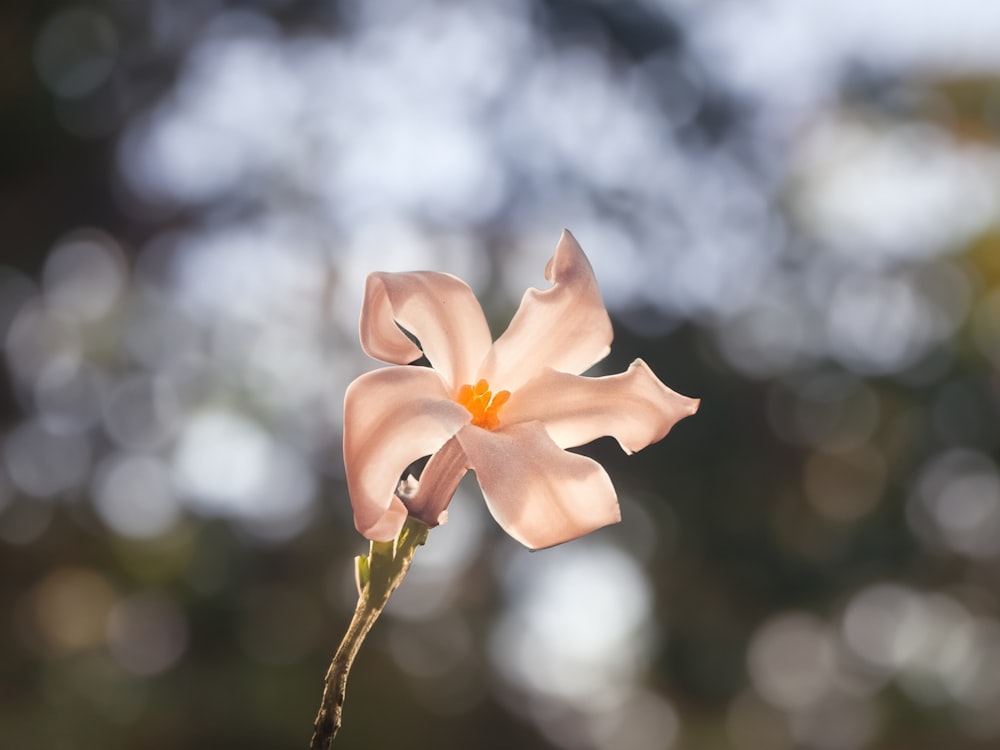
<box><xmin>359</xmin><ymin>270</ymin><xmax>493</xmax><ymax>389</ymax></box>
<box><xmin>360</xmin><ymin>274</ymin><xmax>423</xmax><ymax>365</ymax></box>
<box><xmin>547</xmin><ymin>228</ymin><xmax>588</xmax><ymax>281</ymax></box>
<box><xmin>485</xmin><ymin>229</ymin><xmax>612</xmax><ymax>389</ymax></box>
<box><xmin>504</xmin><ymin>359</ymin><xmax>698</xmax><ymax>455</ymax></box>
<box><xmin>355</xmin><ymin>501</ymin><xmax>407</xmax><ymax>542</ymax></box>
<box><xmin>630</xmin><ymin>358</ymin><xmax>699</xmax><ymax>415</ymax></box>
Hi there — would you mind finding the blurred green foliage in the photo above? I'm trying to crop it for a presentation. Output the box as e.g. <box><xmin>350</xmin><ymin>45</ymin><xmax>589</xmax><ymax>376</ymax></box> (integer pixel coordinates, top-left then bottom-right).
<box><xmin>3</xmin><ymin>1</ymin><xmax>1000</xmax><ymax>750</ymax></box>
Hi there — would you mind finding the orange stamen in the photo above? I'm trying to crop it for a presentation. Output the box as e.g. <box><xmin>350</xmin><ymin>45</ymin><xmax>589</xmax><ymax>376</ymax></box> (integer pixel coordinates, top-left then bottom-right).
<box><xmin>456</xmin><ymin>378</ymin><xmax>510</xmax><ymax>430</ymax></box>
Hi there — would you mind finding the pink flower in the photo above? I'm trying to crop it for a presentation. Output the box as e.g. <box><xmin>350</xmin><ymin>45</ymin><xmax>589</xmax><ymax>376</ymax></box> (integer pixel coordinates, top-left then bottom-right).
<box><xmin>344</xmin><ymin>230</ymin><xmax>699</xmax><ymax>549</ymax></box>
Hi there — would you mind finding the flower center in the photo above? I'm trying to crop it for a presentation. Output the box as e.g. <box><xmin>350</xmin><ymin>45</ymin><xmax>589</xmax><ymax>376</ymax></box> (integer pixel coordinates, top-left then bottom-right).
<box><xmin>456</xmin><ymin>379</ymin><xmax>510</xmax><ymax>430</ymax></box>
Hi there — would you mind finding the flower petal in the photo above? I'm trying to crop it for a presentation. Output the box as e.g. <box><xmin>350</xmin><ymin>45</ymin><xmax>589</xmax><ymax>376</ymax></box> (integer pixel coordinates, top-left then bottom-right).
<box><xmin>359</xmin><ymin>271</ymin><xmax>493</xmax><ymax>391</ymax></box>
<box><xmin>344</xmin><ymin>366</ymin><xmax>471</xmax><ymax>540</ymax></box>
<box><xmin>359</xmin><ymin>495</ymin><xmax>410</xmax><ymax>544</ymax></box>
<box><xmin>502</xmin><ymin>360</ymin><xmax>699</xmax><ymax>453</ymax></box>
<box><xmin>480</xmin><ymin>230</ymin><xmax>613</xmax><ymax>391</ymax></box>
<box><xmin>455</xmin><ymin>421</ymin><xmax>621</xmax><ymax>549</ymax></box>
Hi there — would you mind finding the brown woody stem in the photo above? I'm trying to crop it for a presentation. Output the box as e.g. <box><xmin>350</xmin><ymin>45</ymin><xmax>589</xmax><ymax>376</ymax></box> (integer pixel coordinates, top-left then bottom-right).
<box><xmin>310</xmin><ymin>517</ymin><xmax>429</xmax><ymax>749</ymax></box>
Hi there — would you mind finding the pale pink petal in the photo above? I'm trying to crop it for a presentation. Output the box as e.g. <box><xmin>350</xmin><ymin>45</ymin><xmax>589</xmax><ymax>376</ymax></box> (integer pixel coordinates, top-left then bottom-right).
<box><xmin>480</xmin><ymin>230</ymin><xmax>613</xmax><ymax>391</ymax></box>
<box><xmin>502</xmin><ymin>360</ymin><xmax>699</xmax><ymax>453</ymax></box>
<box><xmin>360</xmin><ymin>495</ymin><xmax>410</xmax><ymax>544</ymax></box>
<box><xmin>359</xmin><ymin>271</ymin><xmax>493</xmax><ymax>390</ymax></box>
<box><xmin>344</xmin><ymin>366</ymin><xmax>470</xmax><ymax>540</ymax></box>
<box><xmin>455</xmin><ymin>421</ymin><xmax>621</xmax><ymax>549</ymax></box>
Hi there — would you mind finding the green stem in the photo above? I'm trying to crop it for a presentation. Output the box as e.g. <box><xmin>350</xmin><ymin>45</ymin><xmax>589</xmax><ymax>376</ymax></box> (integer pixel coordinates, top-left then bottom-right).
<box><xmin>310</xmin><ymin>517</ymin><xmax>429</xmax><ymax>750</ymax></box>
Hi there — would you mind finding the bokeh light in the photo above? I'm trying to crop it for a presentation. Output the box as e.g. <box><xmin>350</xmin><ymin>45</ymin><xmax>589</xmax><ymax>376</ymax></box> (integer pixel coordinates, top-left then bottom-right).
<box><xmin>4</xmin><ymin>0</ymin><xmax>1000</xmax><ymax>747</ymax></box>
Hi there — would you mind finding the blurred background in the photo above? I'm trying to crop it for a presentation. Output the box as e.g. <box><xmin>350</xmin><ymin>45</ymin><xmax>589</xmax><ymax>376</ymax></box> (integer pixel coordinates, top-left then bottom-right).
<box><xmin>3</xmin><ymin>0</ymin><xmax>1000</xmax><ymax>748</ymax></box>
